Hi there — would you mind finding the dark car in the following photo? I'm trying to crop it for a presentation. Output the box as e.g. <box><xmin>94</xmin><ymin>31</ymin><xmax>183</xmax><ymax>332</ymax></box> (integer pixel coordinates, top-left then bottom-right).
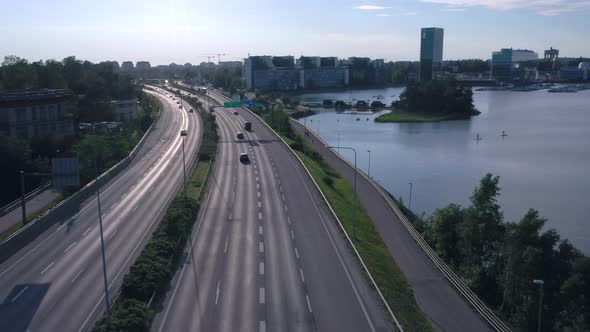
<box><xmin>237</xmin><ymin>132</ymin><xmax>244</xmax><ymax>139</ymax></box>
<box><xmin>234</xmin><ymin>111</ymin><xmax>238</xmax><ymax>115</ymax></box>
<box><xmin>239</xmin><ymin>153</ymin><xmax>250</xmax><ymax>163</ymax></box>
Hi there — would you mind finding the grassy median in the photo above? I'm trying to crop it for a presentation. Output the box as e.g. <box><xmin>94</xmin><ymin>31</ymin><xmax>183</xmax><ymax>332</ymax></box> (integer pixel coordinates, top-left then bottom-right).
<box><xmin>276</xmin><ymin>132</ymin><xmax>433</xmax><ymax>331</ymax></box>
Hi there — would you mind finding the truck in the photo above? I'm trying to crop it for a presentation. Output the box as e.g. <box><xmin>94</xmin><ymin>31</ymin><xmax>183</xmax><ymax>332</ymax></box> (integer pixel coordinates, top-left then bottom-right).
<box><xmin>244</xmin><ymin>121</ymin><xmax>252</xmax><ymax>131</ymax></box>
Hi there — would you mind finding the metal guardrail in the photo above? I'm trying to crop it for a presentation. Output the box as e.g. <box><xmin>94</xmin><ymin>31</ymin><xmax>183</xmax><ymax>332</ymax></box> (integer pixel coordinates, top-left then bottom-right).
<box><xmin>301</xmin><ymin>121</ymin><xmax>512</xmax><ymax>332</ymax></box>
<box><xmin>208</xmin><ymin>89</ymin><xmax>404</xmax><ymax>331</ymax></box>
<box><xmin>0</xmin><ymin>181</ymin><xmax>53</xmax><ymax>217</ymax></box>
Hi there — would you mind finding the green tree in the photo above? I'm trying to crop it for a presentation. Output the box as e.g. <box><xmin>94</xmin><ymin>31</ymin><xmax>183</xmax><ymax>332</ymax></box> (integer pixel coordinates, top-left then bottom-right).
<box><xmin>429</xmin><ymin>204</ymin><xmax>464</xmax><ymax>267</ymax></box>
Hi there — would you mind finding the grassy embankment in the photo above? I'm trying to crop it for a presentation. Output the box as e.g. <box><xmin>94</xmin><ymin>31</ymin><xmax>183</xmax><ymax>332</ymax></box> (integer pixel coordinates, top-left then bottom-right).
<box><xmin>92</xmin><ymin>104</ymin><xmax>218</xmax><ymax>332</ymax></box>
<box><xmin>261</xmin><ymin>111</ymin><xmax>433</xmax><ymax>331</ymax></box>
<box><xmin>375</xmin><ymin>110</ymin><xmax>467</xmax><ymax>123</ymax></box>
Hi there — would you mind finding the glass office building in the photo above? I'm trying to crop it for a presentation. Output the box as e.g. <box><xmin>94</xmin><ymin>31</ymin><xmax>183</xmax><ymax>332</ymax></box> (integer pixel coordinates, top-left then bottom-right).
<box><xmin>419</xmin><ymin>27</ymin><xmax>444</xmax><ymax>81</ymax></box>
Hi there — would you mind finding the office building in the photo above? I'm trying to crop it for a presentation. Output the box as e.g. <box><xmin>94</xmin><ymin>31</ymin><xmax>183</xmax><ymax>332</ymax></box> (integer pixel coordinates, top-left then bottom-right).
<box><xmin>244</xmin><ymin>56</ymin><xmax>299</xmax><ymax>91</ymax></box>
<box><xmin>420</xmin><ymin>27</ymin><xmax>444</xmax><ymax>81</ymax></box>
<box><xmin>491</xmin><ymin>48</ymin><xmax>538</xmax><ymax>82</ymax></box>
<box><xmin>136</xmin><ymin>61</ymin><xmax>151</xmax><ymax>70</ymax></box>
<box><xmin>111</xmin><ymin>99</ymin><xmax>139</xmax><ymax>122</ymax></box>
<box><xmin>544</xmin><ymin>47</ymin><xmax>559</xmax><ymax>61</ymax></box>
<box><xmin>298</xmin><ymin>56</ymin><xmax>349</xmax><ymax>89</ymax></box>
<box><xmin>121</xmin><ymin>61</ymin><xmax>134</xmax><ymax>71</ymax></box>
<box><xmin>0</xmin><ymin>89</ymin><xmax>75</xmax><ymax>139</ymax></box>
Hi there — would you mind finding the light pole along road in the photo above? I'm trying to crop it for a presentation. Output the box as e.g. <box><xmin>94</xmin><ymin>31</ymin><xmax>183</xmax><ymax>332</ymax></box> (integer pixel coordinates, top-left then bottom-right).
<box><xmin>0</xmin><ymin>88</ymin><xmax>201</xmax><ymax>332</ymax></box>
<box><xmin>152</xmin><ymin>88</ymin><xmax>389</xmax><ymax>332</ymax></box>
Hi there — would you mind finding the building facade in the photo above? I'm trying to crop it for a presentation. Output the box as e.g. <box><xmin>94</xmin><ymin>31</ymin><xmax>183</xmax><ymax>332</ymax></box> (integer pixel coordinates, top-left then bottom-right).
<box><xmin>420</xmin><ymin>27</ymin><xmax>444</xmax><ymax>81</ymax></box>
<box><xmin>0</xmin><ymin>89</ymin><xmax>75</xmax><ymax>139</ymax></box>
<box><xmin>491</xmin><ymin>48</ymin><xmax>538</xmax><ymax>82</ymax></box>
<box><xmin>121</xmin><ymin>61</ymin><xmax>134</xmax><ymax>72</ymax></box>
<box><xmin>111</xmin><ymin>99</ymin><xmax>139</xmax><ymax>122</ymax></box>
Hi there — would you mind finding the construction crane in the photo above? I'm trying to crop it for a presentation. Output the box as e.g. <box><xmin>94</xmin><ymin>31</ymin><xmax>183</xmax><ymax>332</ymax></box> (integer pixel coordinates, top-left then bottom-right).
<box><xmin>216</xmin><ymin>53</ymin><xmax>226</xmax><ymax>64</ymax></box>
<box><xmin>195</xmin><ymin>55</ymin><xmax>216</xmax><ymax>63</ymax></box>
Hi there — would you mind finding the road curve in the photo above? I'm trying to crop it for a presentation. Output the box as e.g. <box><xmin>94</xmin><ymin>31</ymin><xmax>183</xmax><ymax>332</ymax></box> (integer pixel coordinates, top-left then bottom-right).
<box><xmin>152</xmin><ymin>89</ymin><xmax>390</xmax><ymax>332</ymax></box>
<box><xmin>0</xmin><ymin>89</ymin><xmax>201</xmax><ymax>332</ymax></box>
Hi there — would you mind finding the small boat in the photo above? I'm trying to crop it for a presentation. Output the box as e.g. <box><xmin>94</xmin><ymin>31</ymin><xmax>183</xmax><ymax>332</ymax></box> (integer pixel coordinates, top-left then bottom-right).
<box><xmin>356</xmin><ymin>118</ymin><xmax>360</xmax><ymax>121</ymax></box>
<box><xmin>501</xmin><ymin>130</ymin><xmax>507</xmax><ymax>137</ymax></box>
<box><xmin>475</xmin><ymin>134</ymin><xmax>482</xmax><ymax>141</ymax></box>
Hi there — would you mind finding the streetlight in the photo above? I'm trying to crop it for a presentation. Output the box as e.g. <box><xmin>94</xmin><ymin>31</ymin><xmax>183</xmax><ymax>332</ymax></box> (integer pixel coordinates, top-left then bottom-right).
<box><xmin>180</xmin><ymin>129</ymin><xmax>188</xmax><ymax>199</ymax></box>
<box><xmin>533</xmin><ymin>279</ymin><xmax>545</xmax><ymax>332</ymax></box>
<box><xmin>367</xmin><ymin>149</ymin><xmax>371</xmax><ymax>178</ymax></box>
<box><xmin>408</xmin><ymin>182</ymin><xmax>413</xmax><ymax>210</ymax></box>
<box><xmin>89</xmin><ymin>124</ymin><xmax>111</xmax><ymax>325</ymax></box>
<box><xmin>327</xmin><ymin>146</ymin><xmax>357</xmax><ymax>239</ymax></box>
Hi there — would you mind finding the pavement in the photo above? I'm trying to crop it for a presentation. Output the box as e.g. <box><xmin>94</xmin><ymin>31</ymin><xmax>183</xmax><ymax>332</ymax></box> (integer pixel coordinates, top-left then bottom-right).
<box><xmin>0</xmin><ymin>89</ymin><xmax>201</xmax><ymax>332</ymax></box>
<box><xmin>0</xmin><ymin>188</ymin><xmax>61</xmax><ymax>235</ymax></box>
<box><xmin>291</xmin><ymin>119</ymin><xmax>492</xmax><ymax>332</ymax></box>
<box><xmin>151</xmin><ymin>90</ymin><xmax>390</xmax><ymax>332</ymax></box>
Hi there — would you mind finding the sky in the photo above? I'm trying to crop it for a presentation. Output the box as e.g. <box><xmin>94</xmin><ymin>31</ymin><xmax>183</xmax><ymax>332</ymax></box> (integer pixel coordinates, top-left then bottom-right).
<box><xmin>1</xmin><ymin>0</ymin><xmax>589</xmax><ymax>65</ymax></box>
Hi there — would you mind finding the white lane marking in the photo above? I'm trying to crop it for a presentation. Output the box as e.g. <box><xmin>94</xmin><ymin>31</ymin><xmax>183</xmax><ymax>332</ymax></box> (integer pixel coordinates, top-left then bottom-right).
<box><xmin>258</xmin><ymin>201</ymin><xmax>262</xmax><ymax>208</ymax></box>
<box><xmin>258</xmin><ymin>212</ymin><xmax>262</xmax><ymax>220</ymax></box>
<box><xmin>259</xmin><ymin>241</ymin><xmax>264</xmax><ymax>253</ymax></box>
<box><xmin>290</xmin><ymin>230</ymin><xmax>295</xmax><ymax>240</ymax></box>
<box><xmin>41</xmin><ymin>261</ymin><xmax>55</xmax><ymax>275</ymax></box>
<box><xmin>83</xmin><ymin>227</ymin><xmax>92</xmax><ymax>236</ymax></box>
<box><xmin>255</xmin><ymin>170</ymin><xmax>258</xmax><ymax>175</ymax></box>
<box><xmin>294</xmin><ymin>248</ymin><xmax>300</xmax><ymax>259</ymax></box>
<box><xmin>259</xmin><ymin>287</ymin><xmax>265</xmax><ymax>304</ymax></box>
<box><xmin>277</xmin><ymin>179</ymin><xmax>281</xmax><ymax>185</ymax></box>
<box><xmin>260</xmin><ymin>321</ymin><xmax>266</xmax><ymax>332</ymax></box>
<box><xmin>254</xmin><ymin>164</ymin><xmax>257</xmax><ymax>169</ymax></box>
<box><xmin>256</xmin><ymin>177</ymin><xmax>259</xmax><ymax>182</ymax></box>
<box><xmin>259</xmin><ymin>226</ymin><xmax>263</xmax><ymax>235</ymax></box>
<box><xmin>224</xmin><ymin>236</ymin><xmax>229</xmax><ymax>253</ymax></box>
<box><xmin>229</xmin><ymin>213</ymin><xmax>233</xmax><ymax>221</ymax></box>
<box><xmin>306</xmin><ymin>295</ymin><xmax>313</xmax><ymax>313</ymax></box>
<box><xmin>215</xmin><ymin>280</ymin><xmax>221</xmax><ymax>305</ymax></box>
<box><xmin>132</xmin><ymin>205</ymin><xmax>139</xmax><ymax>213</ymax></box>
<box><xmin>111</xmin><ymin>202</ymin><xmax>119</xmax><ymax>210</ymax></box>
<box><xmin>256</xmin><ymin>183</ymin><xmax>260</xmax><ymax>189</ymax></box>
<box><xmin>72</xmin><ymin>267</ymin><xmax>86</xmax><ymax>283</ymax></box>
<box><xmin>287</xmin><ymin>216</ymin><xmax>291</xmax><ymax>225</ymax></box>
<box><xmin>279</xmin><ymin>185</ymin><xmax>283</xmax><ymax>193</ymax></box>
<box><xmin>149</xmin><ymin>185</ymin><xmax>155</xmax><ymax>193</ymax></box>
<box><xmin>11</xmin><ymin>286</ymin><xmax>29</xmax><ymax>302</ymax></box>
<box><xmin>64</xmin><ymin>241</ymin><xmax>77</xmax><ymax>253</ymax></box>
<box><xmin>259</xmin><ymin>262</ymin><xmax>264</xmax><ymax>275</ymax></box>
<box><xmin>299</xmin><ymin>268</ymin><xmax>305</xmax><ymax>283</ymax></box>
<box><xmin>121</xmin><ymin>193</ymin><xmax>128</xmax><ymax>200</ymax></box>
<box><xmin>130</xmin><ymin>184</ymin><xmax>136</xmax><ymax>191</ymax></box>
<box><xmin>281</xmin><ymin>194</ymin><xmax>285</xmax><ymax>202</ymax></box>
<box><xmin>108</xmin><ymin>229</ymin><xmax>118</xmax><ymax>240</ymax></box>
<box><xmin>284</xmin><ymin>205</ymin><xmax>288</xmax><ymax>212</ymax></box>
<box><xmin>257</xmin><ymin>191</ymin><xmax>261</xmax><ymax>198</ymax></box>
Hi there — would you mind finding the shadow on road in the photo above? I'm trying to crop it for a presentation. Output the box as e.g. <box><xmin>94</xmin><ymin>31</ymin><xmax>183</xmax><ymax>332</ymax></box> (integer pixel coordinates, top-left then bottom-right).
<box><xmin>0</xmin><ymin>283</ymin><xmax>50</xmax><ymax>332</ymax></box>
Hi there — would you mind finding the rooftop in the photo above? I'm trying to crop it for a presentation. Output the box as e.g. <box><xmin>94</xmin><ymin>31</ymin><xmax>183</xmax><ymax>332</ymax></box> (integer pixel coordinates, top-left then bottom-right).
<box><xmin>0</xmin><ymin>89</ymin><xmax>70</xmax><ymax>104</ymax></box>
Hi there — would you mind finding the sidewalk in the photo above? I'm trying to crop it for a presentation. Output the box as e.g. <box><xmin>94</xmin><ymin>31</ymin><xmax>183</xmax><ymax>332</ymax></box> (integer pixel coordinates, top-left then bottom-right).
<box><xmin>0</xmin><ymin>189</ymin><xmax>61</xmax><ymax>235</ymax></box>
<box><xmin>291</xmin><ymin>119</ymin><xmax>491</xmax><ymax>332</ymax></box>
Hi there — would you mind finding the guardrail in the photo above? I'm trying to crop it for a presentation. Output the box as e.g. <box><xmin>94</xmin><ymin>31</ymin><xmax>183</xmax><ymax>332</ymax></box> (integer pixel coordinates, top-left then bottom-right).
<box><xmin>0</xmin><ymin>93</ymin><xmax>162</xmax><ymax>264</ymax></box>
<box><xmin>298</xmin><ymin>119</ymin><xmax>512</xmax><ymax>332</ymax></box>
<box><xmin>208</xmin><ymin>89</ymin><xmax>404</xmax><ymax>331</ymax></box>
<box><xmin>0</xmin><ymin>181</ymin><xmax>53</xmax><ymax>217</ymax></box>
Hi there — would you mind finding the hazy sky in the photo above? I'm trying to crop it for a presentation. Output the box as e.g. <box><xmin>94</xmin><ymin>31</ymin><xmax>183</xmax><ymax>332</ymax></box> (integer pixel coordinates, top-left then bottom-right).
<box><xmin>1</xmin><ymin>0</ymin><xmax>589</xmax><ymax>65</ymax></box>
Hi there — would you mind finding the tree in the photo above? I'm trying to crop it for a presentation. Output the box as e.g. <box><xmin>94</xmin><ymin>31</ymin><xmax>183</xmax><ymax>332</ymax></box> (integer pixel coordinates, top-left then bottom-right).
<box><xmin>429</xmin><ymin>204</ymin><xmax>463</xmax><ymax>267</ymax></box>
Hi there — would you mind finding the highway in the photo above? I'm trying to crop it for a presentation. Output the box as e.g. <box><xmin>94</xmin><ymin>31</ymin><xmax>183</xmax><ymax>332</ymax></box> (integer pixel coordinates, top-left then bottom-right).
<box><xmin>0</xmin><ymin>88</ymin><xmax>201</xmax><ymax>332</ymax></box>
<box><xmin>152</xmin><ymin>89</ymin><xmax>389</xmax><ymax>331</ymax></box>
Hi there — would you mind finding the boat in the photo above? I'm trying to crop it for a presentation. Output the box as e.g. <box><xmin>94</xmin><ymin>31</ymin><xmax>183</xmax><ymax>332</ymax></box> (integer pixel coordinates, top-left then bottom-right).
<box><xmin>548</xmin><ymin>86</ymin><xmax>579</xmax><ymax>93</ymax></box>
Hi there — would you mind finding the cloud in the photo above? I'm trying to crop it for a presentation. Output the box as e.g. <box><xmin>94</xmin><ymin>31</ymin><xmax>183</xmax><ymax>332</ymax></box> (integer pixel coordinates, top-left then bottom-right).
<box><xmin>441</xmin><ymin>7</ymin><xmax>466</xmax><ymax>12</ymax></box>
<box><xmin>355</xmin><ymin>5</ymin><xmax>391</xmax><ymax>10</ymax></box>
<box><xmin>420</xmin><ymin>0</ymin><xmax>590</xmax><ymax>15</ymax></box>
<box><xmin>376</xmin><ymin>13</ymin><xmax>392</xmax><ymax>16</ymax></box>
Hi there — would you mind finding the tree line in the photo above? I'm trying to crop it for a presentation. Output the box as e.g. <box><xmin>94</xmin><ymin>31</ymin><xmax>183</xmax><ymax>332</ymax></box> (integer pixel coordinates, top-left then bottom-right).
<box><xmin>412</xmin><ymin>174</ymin><xmax>589</xmax><ymax>330</ymax></box>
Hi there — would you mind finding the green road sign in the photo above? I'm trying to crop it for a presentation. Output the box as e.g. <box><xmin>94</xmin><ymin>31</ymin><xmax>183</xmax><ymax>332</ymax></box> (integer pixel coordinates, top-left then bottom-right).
<box><xmin>224</xmin><ymin>102</ymin><xmax>241</xmax><ymax>108</ymax></box>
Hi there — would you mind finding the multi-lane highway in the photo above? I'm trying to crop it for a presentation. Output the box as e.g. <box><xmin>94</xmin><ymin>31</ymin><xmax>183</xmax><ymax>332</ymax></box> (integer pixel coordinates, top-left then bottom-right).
<box><xmin>152</xmin><ymin>89</ymin><xmax>390</xmax><ymax>331</ymax></box>
<box><xmin>0</xmin><ymin>89</ymin><xmax>201</xmax><ymax>332</ymax></box>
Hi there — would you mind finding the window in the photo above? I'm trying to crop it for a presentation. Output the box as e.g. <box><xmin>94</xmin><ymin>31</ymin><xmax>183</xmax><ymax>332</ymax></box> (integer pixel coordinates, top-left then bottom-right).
<box><xmin>15</xmin><ymin>108</ymin><xmax>27</xmax><ymax>122</ymax></box>
<box><xmin>32</xmin><ymin>107</ymin><xmax>37</xmax><ymax>121</ymax></box>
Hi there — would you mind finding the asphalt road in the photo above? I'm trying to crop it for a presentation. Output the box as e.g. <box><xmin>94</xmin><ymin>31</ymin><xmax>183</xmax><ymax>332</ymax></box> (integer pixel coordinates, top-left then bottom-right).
<box><xmin>0</xmin><ymin>188</ymin><xmax>60</xmax><ymax>235</ymax></box>
<box><xmin>0</xmin><ymin>88</ymin><xmax>201</xmax><ymax>332</ymax></box>
<box><xmin>291</xmin><ymin>120</ymin><xmax>492</xmax><ymax>332</ymax></box>
<box><xmin>152</xmin><ymin>89</ymin><xmax>390</xmax><ymax>332</ymax></box>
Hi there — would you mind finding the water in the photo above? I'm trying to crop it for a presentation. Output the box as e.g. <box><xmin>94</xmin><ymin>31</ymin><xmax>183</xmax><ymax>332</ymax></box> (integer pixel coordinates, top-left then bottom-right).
<box><xmin>296</xmin><ymin>87</ymin><xmax>590</xmax><ymax>254</ymax></box>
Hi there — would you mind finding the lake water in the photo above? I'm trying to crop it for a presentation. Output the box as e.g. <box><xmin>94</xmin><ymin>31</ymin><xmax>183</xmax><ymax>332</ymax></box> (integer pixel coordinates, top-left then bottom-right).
<box><xmin>296</xmin><ymin>87</ymin><xmax>590</xmax><ymax>254</ymax></box>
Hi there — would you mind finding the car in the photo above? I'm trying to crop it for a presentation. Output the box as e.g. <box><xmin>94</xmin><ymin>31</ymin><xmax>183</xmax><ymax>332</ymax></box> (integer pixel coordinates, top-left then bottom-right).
<box><xmin>239</xmin><ymin>153</ymin><xmax>250</xmax><ymax>163</ymax></box>
<box><xmin>236</xmin><ymin>132</ymin><xmax>244</xmax><ymax>139</ymax></box>
<box><xmin>180</xmin><ymin>129</ymin><xmax>188</xmax><ymax>136</ymax></box>
<box><xmin>234</xmin><ymin>111</ymin><xmax>238</xmax><ymax>115</ymax></box>
<box><xmin>189</xmin><ymin>108</ymin><xmax>194</xmax><ymax>113</ymax></box>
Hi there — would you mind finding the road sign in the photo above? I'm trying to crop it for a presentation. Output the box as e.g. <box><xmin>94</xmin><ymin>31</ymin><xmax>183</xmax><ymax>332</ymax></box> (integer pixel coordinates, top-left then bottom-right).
<box><xmin>223</xmin><ymin>102</ymin><xmax>241</xmax><ymax>108</ymax></box>
<box><xmin>52</xmin><ymin>158</ymin><xmax>80</xmax><ymax>188</ymax></box>
<box><xmin>241</xmin><ymin>100</ymin><xmax>253</xmax><ymax>108</ymax></box>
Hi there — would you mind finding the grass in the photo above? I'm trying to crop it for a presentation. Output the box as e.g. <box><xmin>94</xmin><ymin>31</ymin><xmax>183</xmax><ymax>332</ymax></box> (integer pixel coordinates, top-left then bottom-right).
<box><xmin>186</xmin><ymin>161</ymin><xmax>211</xmax><ymax>201</ymax></box>
<box><xmin>375</xmin><ymin>110</ymin><xmax>466</xmax><ymax>123</ymax></box>
<box><xmin>0</xmin><ymin>195</ymin><xmax>63</xmax><ymax>241</ymax></box>
<box><xmin>281</xmin><ymin>134</ymin><xmax>433</xmax><ymax>331</ymax></box>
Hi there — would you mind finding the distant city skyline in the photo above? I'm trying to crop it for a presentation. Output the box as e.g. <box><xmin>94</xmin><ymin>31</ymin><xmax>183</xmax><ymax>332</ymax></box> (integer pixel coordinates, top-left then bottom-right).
<box><xmin>1</xmin><ymin>0</ymin><xmax>589</xmax><ymax>65</ymax></box>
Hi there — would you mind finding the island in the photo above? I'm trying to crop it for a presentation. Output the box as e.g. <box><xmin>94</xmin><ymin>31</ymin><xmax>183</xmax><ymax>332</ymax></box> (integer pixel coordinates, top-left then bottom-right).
<box><xmin>375</xmin><ymin>79</ymin><xmax>480</xmax><ymax>123</ymax></box>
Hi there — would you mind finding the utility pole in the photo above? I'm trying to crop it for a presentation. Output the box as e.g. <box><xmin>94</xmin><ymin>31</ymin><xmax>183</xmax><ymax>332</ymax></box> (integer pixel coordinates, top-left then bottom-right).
<box><xmin>533</xmin><ymin>279</ymin><xmax>545</xmax><ymax>332</ymax></box>
<box><xmin>408</xmin><ymin>182</ymin><xmax>413</xmax><ymax>210</ymax></box>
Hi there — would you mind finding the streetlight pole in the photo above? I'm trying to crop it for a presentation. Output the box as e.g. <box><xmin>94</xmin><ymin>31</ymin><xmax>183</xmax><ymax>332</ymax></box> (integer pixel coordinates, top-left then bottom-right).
<box><xmin>91</xmin><ymin>124</ymin><xmax>111</xmax><ymax>325</ymax></box>
<box><xmin>533</xmin><ymin>279</ymin><xmax>544</xmax><ymax>332</ymax></box>
<box><xmin>317</xmin><ymin>119</ymin><xmax>320</xmax><ymax>137</ymax></box>
<box><xmin>367</xmin><ymin>149</ymin><xmax>371</xmax><ymax>178</ymax></box>
<box><xmin>327</xmin><ymin>146</ymin><xmax>357</xmax><ymax>239</ymax></box>
<box><xmin>408</xmin><ymin>182</ymin><xmax>413</xmax><ymax>210</ymax></box>
<box><xmin>180</xmin><ymin>130</ymin><xmax>188</xmax><ymax>199</ymax></box>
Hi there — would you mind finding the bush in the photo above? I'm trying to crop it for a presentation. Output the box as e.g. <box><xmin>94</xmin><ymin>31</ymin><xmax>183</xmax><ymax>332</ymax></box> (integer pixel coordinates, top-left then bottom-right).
<box><xmin>323</xmin><ymin>176</ymin><xmax>334</xmax><ymax>187</ymax></box>
<box><xmin>93</xmin><ymin>299</ymin><xmax>153</xmax><ymax>332</ymax></box>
